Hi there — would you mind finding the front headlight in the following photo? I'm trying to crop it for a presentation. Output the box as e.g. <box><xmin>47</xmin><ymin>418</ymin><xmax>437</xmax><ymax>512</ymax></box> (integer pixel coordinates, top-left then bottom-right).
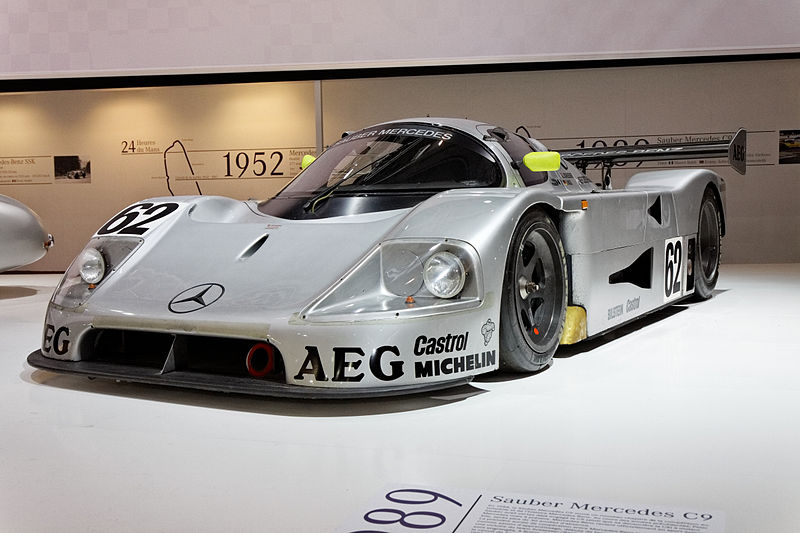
<box><xmin>303</xmin><ymin>239</ymin><xmax>483</xmax><ymax>321</ymax></box>
<box><xmin>52</xmin><ymin>237</ymin><xmax>143</xmax><ymax>308</ymax></box>
<box><xmin>423</xmin><ymin>251</ymin><xmax>465</xmax><ymax>299</ymax></box>
<box><xmin>78</xmin><ymin>248</ymin><xmax>106</xmax><ymax>284</ymax></box>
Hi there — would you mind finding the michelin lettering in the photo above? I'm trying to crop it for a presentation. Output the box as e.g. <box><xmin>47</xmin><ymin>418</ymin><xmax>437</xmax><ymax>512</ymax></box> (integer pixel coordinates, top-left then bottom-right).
<box><xmin>414</xmin><ymin>351</ymin><xmax>496</xmax><ymax>378</ymax></box>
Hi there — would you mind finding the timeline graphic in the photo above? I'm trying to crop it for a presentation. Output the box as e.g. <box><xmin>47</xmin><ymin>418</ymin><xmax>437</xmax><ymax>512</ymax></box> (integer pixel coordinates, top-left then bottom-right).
<box><xmin>120</xmin><ymin>137</ymin><xmax>313</xmax><ymax>196</ymax></box>
<box><xmin>163</xmin><ymin>140</ymin><xmax>198</xmax><ymax>195</ymax></box>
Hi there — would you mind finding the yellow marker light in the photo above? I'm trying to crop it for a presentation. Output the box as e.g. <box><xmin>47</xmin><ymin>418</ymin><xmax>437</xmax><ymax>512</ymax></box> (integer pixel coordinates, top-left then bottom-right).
<box><xmin>523</xmin><ymin>151</ymin><xmax>561</xmax><ymax>172</ymax></box>
<box><xmin>581</xmin><ymin>200</ymin><xmax>588</xmax><ymax>210</ymax></box>
<box><xmin>300</xmin><ymin>154</ymin><xmax>316</xmax><ymax>170</ymax></box>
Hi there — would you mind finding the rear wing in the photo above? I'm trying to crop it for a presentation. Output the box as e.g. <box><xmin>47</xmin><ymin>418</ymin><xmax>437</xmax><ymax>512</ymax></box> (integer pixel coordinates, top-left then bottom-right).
<box><xmin>558</xmin><ymin>128</ymin><xmax>746</xmax><ymax>188</ymax></box>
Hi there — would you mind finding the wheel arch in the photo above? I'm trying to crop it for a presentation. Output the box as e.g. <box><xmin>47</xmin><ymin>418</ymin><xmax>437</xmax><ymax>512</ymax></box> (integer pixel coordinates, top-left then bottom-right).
<box><xmin>498</xmin><ymin>205</ymin><xmax>569</xmax><ymax>372</ymax></box>
<box><xmin>503</xmin><ymin>192</ymin><xmax>568</xmax><ymax>240</ymax></box>
<box><xmin>522</xmin><ymin>201</ymin><xmax>563</xmax><ymax>227</ymax></box>
<box><xmin>625</xmin><ymin>168</ymin><xmax>727</xmax><ymax>238</ymax></box>
<box><xmin>705</xmin><ymin>181</ymin><xmax>726</xmax><ymax>237</ymax></box>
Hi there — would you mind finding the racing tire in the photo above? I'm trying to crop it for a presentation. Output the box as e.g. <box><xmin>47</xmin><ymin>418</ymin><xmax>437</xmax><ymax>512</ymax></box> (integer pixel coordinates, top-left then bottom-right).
<box><xmin>692</xmin><ymin>188</ymin><xmax>722</xmax><ymax>301</ymax></box>
<box><xmin>499</xmin><ymin>209</ymin><xmax>567</xmax><ymax>372</ymax></box>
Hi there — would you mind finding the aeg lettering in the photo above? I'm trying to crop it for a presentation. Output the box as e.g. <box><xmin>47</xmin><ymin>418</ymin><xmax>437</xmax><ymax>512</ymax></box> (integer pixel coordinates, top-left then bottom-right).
<box><xmin>293</xmin><ymin>345</ymin><xmax>404</xmax><ymax>382</ymax></box>
<box><xmin>43</xmin><ymin>324</ymin><xmax>70</xmax><ymax>355</ymax></box>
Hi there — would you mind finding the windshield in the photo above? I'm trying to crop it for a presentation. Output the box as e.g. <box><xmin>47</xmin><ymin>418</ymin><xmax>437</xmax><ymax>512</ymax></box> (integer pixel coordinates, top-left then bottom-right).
<box><xmin>258</xmin><ymin>123</ymin><xmax>501</xmax><ymax>219</ymax></box>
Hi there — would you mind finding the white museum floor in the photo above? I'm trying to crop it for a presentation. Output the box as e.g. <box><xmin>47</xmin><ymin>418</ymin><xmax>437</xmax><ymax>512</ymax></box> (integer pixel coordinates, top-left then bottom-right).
<box><xmin>1</xmin><ymin>264</ymin><xmax>799</xmax><ymax>533</ymax></box>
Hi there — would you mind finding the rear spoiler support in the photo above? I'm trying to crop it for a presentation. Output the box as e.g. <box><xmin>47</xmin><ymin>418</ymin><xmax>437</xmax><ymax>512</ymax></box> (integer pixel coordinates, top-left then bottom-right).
<box><xmin>558</xmin><ymin>129</ymin><xmax>746</xmax><ymax>189</ymax></box>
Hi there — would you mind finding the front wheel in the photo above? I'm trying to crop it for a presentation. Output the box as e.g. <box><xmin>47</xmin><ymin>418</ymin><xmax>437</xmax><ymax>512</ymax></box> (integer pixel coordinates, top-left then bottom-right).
<box><xmin>499</xmin><ymin>209</ymin><xmax>567</xmax><ymax>372</ymax></box>
<box><xmin>693</xmin><ymin>188</ymin><xmax>722</xmax><ymax>300</ymax></box>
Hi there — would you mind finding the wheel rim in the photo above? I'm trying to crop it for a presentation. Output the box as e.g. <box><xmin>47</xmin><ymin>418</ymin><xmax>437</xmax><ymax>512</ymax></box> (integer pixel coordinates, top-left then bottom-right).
<box><xmin>513</xmin><ymin>226</ymin><xmax>563</xmax><ymax>353</ymax></box>
<box><xmin>698</xmin><ymin>200</ymin><xmax>720</xmax><ymax>279</ymax></box>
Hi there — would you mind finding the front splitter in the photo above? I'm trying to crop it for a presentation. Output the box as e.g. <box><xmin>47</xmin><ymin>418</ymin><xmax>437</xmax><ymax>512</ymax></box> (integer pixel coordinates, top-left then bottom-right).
<box><xmin>27</xmin><ymin>350</ymin><xmax>473</xmax><ymax>399</ymax></box>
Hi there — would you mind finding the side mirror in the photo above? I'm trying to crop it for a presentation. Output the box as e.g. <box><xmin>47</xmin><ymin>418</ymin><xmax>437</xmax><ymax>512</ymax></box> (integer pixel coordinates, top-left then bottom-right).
<box><xmin>301</xmin><ymin>154</ymin><xmax>316</xmax><ymax>170</ymax></box>
<box><xmin>523</xmin><ymin>151</ymin><xmax>561</xmax><ymax>172</ymax></box>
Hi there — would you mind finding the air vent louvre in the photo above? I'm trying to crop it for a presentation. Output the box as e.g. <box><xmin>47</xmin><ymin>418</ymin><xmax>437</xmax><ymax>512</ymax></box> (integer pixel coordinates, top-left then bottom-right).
<box><xmin>648</xmin><ymin>196</ymin><xmax>662</xmax><ymax>225</ymax></box>
<box><xmin>609</xmin><ymin>248</ymin><xmax>653</xmax><ymax>289</ymax></box>
<box><xmin>238</xmin><ymin>234</ymin><xmax>269</xmax><ymax>261</ymax></box>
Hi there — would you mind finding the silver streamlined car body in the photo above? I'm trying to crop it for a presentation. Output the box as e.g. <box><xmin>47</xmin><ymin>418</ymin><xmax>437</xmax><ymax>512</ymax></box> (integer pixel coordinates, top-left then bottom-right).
<box><xmin>27</xmin><ymin>118</ymin><xmax>745</xmax><ymax>398</ymax></box>
<box><xmin>1</xmin><ymin>195</ymin><xmax>54</xmax><ymax>272</ymax></box>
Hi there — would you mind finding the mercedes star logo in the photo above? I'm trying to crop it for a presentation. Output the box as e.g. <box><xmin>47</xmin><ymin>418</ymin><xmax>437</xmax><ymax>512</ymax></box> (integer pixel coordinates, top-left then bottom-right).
<box><xmin>168</xmin><ymin>283</ymin><xmax>225</xmax><ymax>314</ymax></box>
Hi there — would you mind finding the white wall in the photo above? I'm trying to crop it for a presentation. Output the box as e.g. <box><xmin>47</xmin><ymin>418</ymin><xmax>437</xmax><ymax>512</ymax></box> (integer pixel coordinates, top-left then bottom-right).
<box><xmin>1</xmin><ymin>1</ymin><xmax>799</xmax><ymax>79</ymax></box>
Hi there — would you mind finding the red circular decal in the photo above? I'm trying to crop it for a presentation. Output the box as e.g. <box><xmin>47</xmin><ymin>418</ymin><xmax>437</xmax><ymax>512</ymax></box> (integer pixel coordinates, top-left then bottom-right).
<box><xmin>246</xmin><ymin>343</ymin><xmax>275</xmax><ymax>378</ymax></box>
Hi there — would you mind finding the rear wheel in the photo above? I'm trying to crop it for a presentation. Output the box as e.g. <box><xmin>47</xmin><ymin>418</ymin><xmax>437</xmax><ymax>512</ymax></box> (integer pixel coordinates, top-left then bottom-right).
<box><xmin>693</xmin><ymin>188</ymin><xmax>722</xmax><ymax>300</ymax></box>
<box><xmin>499</xmin><ymin>210</ymin><xmax>567</xmax><ymax>372</ymax></box>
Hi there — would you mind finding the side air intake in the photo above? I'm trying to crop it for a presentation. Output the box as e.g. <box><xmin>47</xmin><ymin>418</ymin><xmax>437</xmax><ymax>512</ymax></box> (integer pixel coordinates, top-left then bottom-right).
<box><xmin>648</xmin><ymin>196</ymin><xmax>662</xmax><ymax>225</ymax></box>
<box><xmin>609</xmin><ymin>248</ymin><xmax>653</xmax><ymax>289</ymax></box>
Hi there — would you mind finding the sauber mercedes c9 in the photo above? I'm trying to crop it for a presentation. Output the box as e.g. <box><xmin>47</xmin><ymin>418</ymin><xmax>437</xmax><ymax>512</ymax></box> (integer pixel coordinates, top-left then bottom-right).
<box><xmin>27</xmin><ymin>118</ymin><xmax>745</xmax><ymax>397</ymax></box>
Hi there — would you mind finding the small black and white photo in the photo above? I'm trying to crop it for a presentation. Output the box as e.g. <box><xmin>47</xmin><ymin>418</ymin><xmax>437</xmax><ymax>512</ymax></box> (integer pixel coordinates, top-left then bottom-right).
<box><xmin>53</xmin><ymin>155</ymin><xmax>91</xmax><ymax>181</ymax></box>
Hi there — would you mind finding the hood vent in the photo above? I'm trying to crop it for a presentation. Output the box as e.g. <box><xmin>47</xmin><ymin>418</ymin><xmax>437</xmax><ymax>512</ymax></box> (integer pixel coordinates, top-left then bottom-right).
<box><xmin>237</xmin><ymin>234</ymin><xmax>269</xmax><ymax>261</ymax></box>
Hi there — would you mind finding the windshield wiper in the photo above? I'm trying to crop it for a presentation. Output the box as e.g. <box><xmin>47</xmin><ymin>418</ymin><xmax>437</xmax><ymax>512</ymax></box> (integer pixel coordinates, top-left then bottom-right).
<box><xmin>302</xmin><ymin>138</ymin><xmax>424</xmax><ymax>213</ymax></box>
<box><xmin>301</xmin><ymin>169</ymin><xmax>355</xmax><ymax>212</ymax></box>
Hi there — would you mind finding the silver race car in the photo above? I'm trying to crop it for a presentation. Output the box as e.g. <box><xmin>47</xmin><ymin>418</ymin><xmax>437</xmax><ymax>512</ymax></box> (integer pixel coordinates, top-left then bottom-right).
<box><xmin>1</xmin><ymin>195</ymin><xmax>54</xmax><ymax>272</ymax></box>
<box><xmin>27</xmin><ymin>119</ymin><xmax>746</xmax><ymax>398</ymax></box>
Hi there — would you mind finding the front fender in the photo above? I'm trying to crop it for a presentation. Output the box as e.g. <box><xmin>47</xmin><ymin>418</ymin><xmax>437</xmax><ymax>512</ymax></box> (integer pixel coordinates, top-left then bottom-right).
<box><xmin>385</xmin><ymin>188</ymin><xmax>575</xmax><ymax>295</ymax></box>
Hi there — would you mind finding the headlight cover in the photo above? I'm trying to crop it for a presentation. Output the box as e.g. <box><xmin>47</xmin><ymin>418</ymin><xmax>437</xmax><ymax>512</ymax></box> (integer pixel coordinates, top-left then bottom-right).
<box><xmin>302</xmin><ymin>239</ymin><xmax>483</xmax><ymax>322</ymax></box>
<box><xmin>52</xmin><ymin>237</ymin><xmax>143</xmax><ymax>309</ymax></box>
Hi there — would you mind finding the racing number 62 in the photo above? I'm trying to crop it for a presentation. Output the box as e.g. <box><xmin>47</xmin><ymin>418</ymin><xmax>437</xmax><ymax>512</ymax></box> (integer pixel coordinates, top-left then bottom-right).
<box><xmin>97</xmin><ymin>202</ymin><xmax>180</xmax><ymax>236</ymax></box>
<box><xmin>665</xmin><ymin>238</ymin><xmax>683</xmax><ymax>299</ymax></box>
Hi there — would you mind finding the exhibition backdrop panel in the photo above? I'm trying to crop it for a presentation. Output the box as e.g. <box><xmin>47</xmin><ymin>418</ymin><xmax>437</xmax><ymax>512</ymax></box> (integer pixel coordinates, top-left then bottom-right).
<box><xmin>2</xmin><ymin>1</ymin><xmax>799</xmax><ymax>78</ymax></box>
<box><xmin>322</xmin><ymin>59</ymin><xmax>800</xmax><ymax>264</ymax></box>
<box><xmin>0</xmin><ymin>81</ymin><xmax>316</xmax><ymax>271</ymax></box>
<box><xmin>1</xmin><ymin>60</ymin><xmax>798</xmax><ymax>271</ymax></box>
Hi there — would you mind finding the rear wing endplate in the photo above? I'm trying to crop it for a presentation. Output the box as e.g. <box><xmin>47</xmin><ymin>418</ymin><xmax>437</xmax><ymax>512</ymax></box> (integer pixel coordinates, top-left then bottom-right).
<box><xmin>558</xmin><ymin>128</ymin><xmax>746</xmax><ymax>188</ymax></box>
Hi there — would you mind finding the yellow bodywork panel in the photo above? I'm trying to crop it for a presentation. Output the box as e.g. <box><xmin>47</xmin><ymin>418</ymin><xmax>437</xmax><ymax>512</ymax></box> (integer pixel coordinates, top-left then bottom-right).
<box><xmin>560</xmin><ymin>306</ymin><xmax>588</xmax><ymax>345</ymax></box>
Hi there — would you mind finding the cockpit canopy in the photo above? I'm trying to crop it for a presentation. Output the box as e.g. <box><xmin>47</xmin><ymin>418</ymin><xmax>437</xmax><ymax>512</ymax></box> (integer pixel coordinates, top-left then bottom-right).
<box><xmin>259</xmin><ymin>122</ymin><xmax>503</xmax><ymax>219</ymax></box>
<box><xmin>258</xmin><ymin>120</ymin><xmax>561</xmax><ymax>219</ymax></box>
